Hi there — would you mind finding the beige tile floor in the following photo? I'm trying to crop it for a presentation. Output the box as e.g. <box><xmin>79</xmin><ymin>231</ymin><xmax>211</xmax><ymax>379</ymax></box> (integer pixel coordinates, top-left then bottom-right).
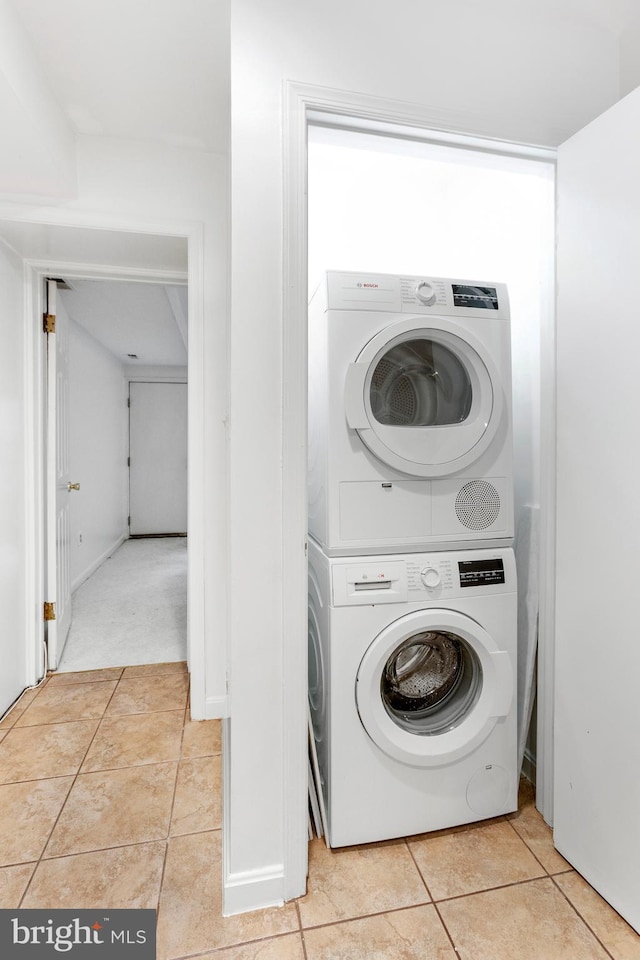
<box><xmin>1</xmin><ymin>663</ymin><xmax>639</xmax><ymax>959</ymax></box>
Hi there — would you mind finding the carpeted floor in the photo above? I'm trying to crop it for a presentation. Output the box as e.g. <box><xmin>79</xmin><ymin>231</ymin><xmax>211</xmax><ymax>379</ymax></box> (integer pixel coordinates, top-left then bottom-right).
<box><xmin>58</xmin><ymin>537</ymin><xmax>187</xmax><ymax>672</ymax></box>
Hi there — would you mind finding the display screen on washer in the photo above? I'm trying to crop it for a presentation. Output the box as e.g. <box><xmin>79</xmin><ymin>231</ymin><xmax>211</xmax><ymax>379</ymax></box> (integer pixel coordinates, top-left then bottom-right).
<box><xmin>458</xmin><ymin>558</ymin><xmax>505</xmax><ymax>587</ymax></box>
<box><xmin>451</xmin><ymin>284</ymin><xmax>499</xmax><ymax>310</ymax></box>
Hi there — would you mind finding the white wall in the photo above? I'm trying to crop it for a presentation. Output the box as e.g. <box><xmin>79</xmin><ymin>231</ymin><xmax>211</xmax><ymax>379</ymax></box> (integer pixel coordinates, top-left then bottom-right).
<box><xmin>620</xmin><ymin>9</ymin><xmax>640</xmax><ymax>97</ymax></box>
<box><xmin>0</xmin><ymin>0</ymin><xmax>75</xmax><ymax>199</ymax></box>
<box><xmin>66</xmin><ymin>311</ymin><xmax>128</xmax><ymax>590</ymax></box>
<box><xmin>124</xmin><ymin>365</ymin><xmax>187</xmax><ymax>382</ymax></box>
<box><xmin>0</xmin><ymin>238</ymin><xmax>29</xmax><ymax>715</ymax></box>
<box><xmin>228</xmin><ymin>0</ymin><xmax>622</xmax><ymax>909</ymax></box>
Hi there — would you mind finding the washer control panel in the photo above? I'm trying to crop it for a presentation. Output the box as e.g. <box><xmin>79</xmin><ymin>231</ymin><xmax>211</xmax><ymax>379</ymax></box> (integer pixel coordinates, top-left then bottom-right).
<box><xmin>405</xmin><ymin>551</ymin><xmax>512</xmax><ymax>599</ymax></box>
<box><xmin>330</xmin><ymin>548</ymin><xmax>515</xmax><ymax>606</ymax></box>
<box><xmin>407</xmin><ymin>557</ymin><xmax>455</xmax><ymax>596</ymax></box>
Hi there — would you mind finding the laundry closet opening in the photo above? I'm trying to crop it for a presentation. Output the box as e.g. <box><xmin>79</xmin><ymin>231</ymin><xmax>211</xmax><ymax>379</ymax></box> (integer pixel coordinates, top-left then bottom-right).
<box><xmin>52</xmin><ymin>276</ymin><xmax>189</xmax><ymax>674</ymax></box>
<box><xmin>306</xmin><ymin>123</ymin><xmax>555</xmax><ymax>781</ymax></box>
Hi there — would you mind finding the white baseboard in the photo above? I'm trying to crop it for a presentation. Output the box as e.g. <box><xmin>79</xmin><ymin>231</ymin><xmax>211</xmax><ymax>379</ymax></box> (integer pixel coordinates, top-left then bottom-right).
<box><xmin>203</xmin><ymin>694</ymin><xmax>228</xmax><ymax>719</ymax></box>
<box><xmin>222</xmin><ymin>863</ymin><xmax>285</xmax><ymax>917</ymax></box>
<box><xmin>71</xmin><ymin>532</ymin><xmax>127</xmax><ymax>594</ymax></box>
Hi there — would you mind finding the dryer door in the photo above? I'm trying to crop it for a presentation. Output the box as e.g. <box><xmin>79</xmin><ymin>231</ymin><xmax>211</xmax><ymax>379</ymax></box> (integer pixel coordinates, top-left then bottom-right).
<box><xmin>356</xmin><ymin>608</ymin><xmax>513</xmax><ymax>767</ymax></box>
<box><xmin>344</xmin><ymin>317</ymin><xmax>503</xmax><ymax>478</ymax></box>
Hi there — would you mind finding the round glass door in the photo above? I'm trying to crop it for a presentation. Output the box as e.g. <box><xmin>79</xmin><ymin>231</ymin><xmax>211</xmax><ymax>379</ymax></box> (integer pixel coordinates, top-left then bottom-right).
<box><xmin>370</xmin><ymin>339</ymin><xmax>472</xmax><ymax>427</ymax></box>
<box><xmin>344</xmin><ymin>318</ymin><xmax>504</xmax><ymax>478</ymax></box>
<box><xmin>355</xmin><ymin>609</ymin><xmax>512</xmax><ymax>767</ymax></box>
<box><xmin>381</xmin><ymin>630</ymin><xmax>481</xmax><ymax>736</ymax></box>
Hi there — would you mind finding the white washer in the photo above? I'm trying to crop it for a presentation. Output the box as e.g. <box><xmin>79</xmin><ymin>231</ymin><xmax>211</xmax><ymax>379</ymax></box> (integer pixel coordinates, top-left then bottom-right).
<box><xmin>308</xmin><ymin>271</ymin><xmax>514</xmax><ymax>555</ymax></box>
<box><xmin>308</xmin><ymin>539</ymin><xmax>518</xmax><ymax>848</ymax></box>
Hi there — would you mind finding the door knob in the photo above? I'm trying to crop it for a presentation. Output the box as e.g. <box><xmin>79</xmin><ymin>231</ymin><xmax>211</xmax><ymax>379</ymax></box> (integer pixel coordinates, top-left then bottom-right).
<box><xmin>67</xmin><ymin>482</ymin><xmax>81</xmax><ymax>491</ymax></box>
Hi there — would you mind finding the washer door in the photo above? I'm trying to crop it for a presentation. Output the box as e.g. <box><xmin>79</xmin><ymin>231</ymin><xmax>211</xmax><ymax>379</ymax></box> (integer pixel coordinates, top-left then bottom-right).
<box><xmin>356</xmin><ymin>609</ymin><xmax>513</xmax><ymax>767</ymax></box>
<box><xmin>344</xmin><ymin>317</ymin><xmax>503</xmax><ymax>478</ymax></box>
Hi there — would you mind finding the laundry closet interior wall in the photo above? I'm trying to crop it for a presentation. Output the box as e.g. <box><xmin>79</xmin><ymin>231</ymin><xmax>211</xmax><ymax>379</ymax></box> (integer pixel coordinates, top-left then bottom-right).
<box><xmin>307</xmin><ymin>127</ymin><xmax>555</xmax><ymax>769</ymax></box>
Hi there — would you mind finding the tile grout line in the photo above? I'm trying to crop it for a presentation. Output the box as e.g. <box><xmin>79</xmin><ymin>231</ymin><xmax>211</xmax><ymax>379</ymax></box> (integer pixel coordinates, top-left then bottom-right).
<box><xmin>0</xmin><ymin>678</ymin><xmax>48</xmax><ymax>729</ymax></box>
<box><xmin>155</xmin><ymin>690</ymin><xmax>192</xmax><ymax>942</ymax></box>
<box><xmin>0</xmin><ymin>697</ymin><xmax>189</xmax><ymax>732</ymax></box>
<box><xmin>295</xmin><ymin>899</ymin><xmax>310</xmax><ymax>960</ymax></box>
<box><xmin>504</xmin><ymin>812</ymin><xmax>554</xmax><ymax>878</ymax></box>
<box><xmin>81</xmin><ymin>702</ymin><xmax>209</xmax><ymax>776</ymax></box>
<box><xmin>10</xmin><ymin>678</ymin><xmax>123</xmax><ymax>730</ymax></box>
<box><xmin>432</xmin><ymin>874</ymin><xmax>563</xmax><ymax>906</ymax></box>
<box><xmin>297</xmin><ymin>900</ymin><xmax>452</xmax><ymax>935</ymax></box>
<box><xmin>0</xmin><ymin>717</ymin><xmax>209</xmax><ymax>786</ymax></box>
<box><xmin>405</xmin><ymin>837</ymin><xmax>461</xmax><ymax>957</ymax></box>
<box><xmin>295</xmin><ymin>873</ymin><xmax>590</xmax><ymax>938</ymax></box>
<box><xmin>402</xmin><ymin>837</ymin><xmax>433</xmax><ymax>903</ymax></box>
<box><xmin>17</xmin><ymin>671</ymin><xmax>125</xmax><ymax>908</ymax></box>
<box><xmin>549</xmin><ymin>874</ymin><xmax>618</xmax><ymax>960</ymax></box>
<box><xmin>164</xmin><ymin>928</ymin><xmax>303</xmax><ymax>960</ymax></box>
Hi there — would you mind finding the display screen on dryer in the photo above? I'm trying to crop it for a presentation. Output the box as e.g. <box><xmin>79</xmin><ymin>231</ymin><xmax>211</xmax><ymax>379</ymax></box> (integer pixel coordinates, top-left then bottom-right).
<box><xmin>452</xmin><ymin>284</ymin><xmax>499</xmax><ymax>309</ymax></box>
<box><xmin>458</xmin><ymin>558</ymin><xmax>505</xmax><ymax>587</ymax></box>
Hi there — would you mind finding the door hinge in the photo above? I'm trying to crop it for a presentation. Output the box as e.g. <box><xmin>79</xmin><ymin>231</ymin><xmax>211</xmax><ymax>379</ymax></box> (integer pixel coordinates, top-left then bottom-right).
<box><xmin>127</xmin><ymin>516</ymin><xmax>131</xmax><ymax>526</ymax></box>
<box><xmin>43</xmin><ymin>313</ymin><xmax>56</xmax><ymax>334</ymax></box>
<box><xmin>127</xmin><ymin>456</ymin><xmax>130</xmax><ymax>467</ymax></box>
<box><xmin>44</xmin><ymin>601</ymin><xmax>56</xmax><ymax>621</ymax></box>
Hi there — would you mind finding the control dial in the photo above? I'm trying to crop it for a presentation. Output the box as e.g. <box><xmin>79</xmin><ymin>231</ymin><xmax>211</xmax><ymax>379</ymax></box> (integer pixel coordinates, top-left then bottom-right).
<box><xmin>421</xmin><ymin>566</ymin><xmax>441</xmax><ymax>589</ymax></box>
<box><xmin>415</xmin><ymin>280</ymin><xmax>437</xmax><ymax>306</ymax></box>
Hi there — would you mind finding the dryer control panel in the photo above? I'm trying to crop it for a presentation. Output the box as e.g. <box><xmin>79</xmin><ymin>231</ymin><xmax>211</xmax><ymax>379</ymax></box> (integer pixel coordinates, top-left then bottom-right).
<box><xmin>322</xmin><ymin>270</ymin><xmax>510</xmax><ymax>321</ymax></box>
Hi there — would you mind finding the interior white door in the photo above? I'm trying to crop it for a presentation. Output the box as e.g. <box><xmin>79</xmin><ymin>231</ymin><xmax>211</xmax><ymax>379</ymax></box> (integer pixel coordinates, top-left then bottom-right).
<box><xmin>45</xmin><ymin>279</ymin><xmax>73</xmax><ymax>669</ymax></box>
<box><xmin>555</xmin><ymin>85</ymin><xmax>640</xmax><ymax>932</ymax></box>
<box><xmin>129</xmin><ymin>381</ymin><xmax>187</xmax><ymax>535</ymax></box>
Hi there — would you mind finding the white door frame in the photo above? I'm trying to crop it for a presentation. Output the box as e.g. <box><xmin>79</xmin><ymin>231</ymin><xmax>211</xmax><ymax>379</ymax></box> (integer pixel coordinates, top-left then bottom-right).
<box><xmin>281</xmin><ymin>82</ymin><xmax>557</xmax><ymax>894</ymax></box>
<box><xmin>17</xmin><ymin>215</ymin><xmax>208</xmax><ymax>718</ymax></box>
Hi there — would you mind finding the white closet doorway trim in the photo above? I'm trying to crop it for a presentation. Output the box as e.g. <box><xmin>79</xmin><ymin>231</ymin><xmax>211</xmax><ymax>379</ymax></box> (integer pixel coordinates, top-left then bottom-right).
<box><xmin>280</xmin><ymin>81</ymin><xmax>557</xmax><ymax>900</ymax></box>
<box><xmin>17</xmin><ymin>216</ymin><xmax>212</xmax><ymax>720</ymax></box>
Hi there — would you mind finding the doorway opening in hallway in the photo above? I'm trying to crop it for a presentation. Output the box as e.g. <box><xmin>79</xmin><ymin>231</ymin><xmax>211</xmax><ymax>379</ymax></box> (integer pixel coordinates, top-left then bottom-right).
<box><xmin>52</xmin><ymin>275</ymin><xmax>189</xmax><ymax>673</ymax></box>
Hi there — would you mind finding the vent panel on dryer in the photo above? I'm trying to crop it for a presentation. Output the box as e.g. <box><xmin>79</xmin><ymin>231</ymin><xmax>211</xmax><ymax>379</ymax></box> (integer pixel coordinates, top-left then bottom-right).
<box><xmin>455</xmin><ymin>480</ymin><xmax>501</xmax><ymax>530</ymax></box>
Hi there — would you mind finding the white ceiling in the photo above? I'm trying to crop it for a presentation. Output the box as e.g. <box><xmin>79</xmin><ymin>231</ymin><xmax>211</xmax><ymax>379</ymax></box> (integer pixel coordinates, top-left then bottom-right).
<box><xmin>5</xmin><ymin>0</ymin><xmax>638</xmax><ymax>374</ymax></box>
<box><xmin>59</xmin><ymin>278</ymin><xmax>188</xmax><ymax>367</ymax></box>
<box><xmin>9</xmin><ymin>0</ymin><xmax>229</xmax><ymax>154</ymax></box>
<box><xmin>0</xmin><ymin>220</ymin><xmax>189</xmax><ymax>367</ymax></box>
<box><xmin>558</xmin><ymin>0</ymin><xmax>638</xmax><ymax>32</ymax></box>
<box><xmin>7</xmin><ymin>0</ymin><xmax>639</xmax><ymax>160</ymax></box>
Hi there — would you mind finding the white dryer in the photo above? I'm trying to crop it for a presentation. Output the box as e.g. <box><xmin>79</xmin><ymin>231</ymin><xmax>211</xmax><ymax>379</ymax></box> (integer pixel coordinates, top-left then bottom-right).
<box><xmin>308</xmin><ymin>539</ymin><xmax>517</xmax><ymax>848</ymax></box>
<box><xmin>308</xmin><ymin>271</ymin><xmax>514</xmax><ymax>555</ymax></box>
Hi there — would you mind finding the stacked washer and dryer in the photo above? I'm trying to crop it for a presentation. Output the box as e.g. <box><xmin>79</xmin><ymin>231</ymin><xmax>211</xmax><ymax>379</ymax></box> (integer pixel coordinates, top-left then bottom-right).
<box><xmin>308</xmin><ymin>271</ymin><xmax>518</xmax><ymax>848</ymax></box>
